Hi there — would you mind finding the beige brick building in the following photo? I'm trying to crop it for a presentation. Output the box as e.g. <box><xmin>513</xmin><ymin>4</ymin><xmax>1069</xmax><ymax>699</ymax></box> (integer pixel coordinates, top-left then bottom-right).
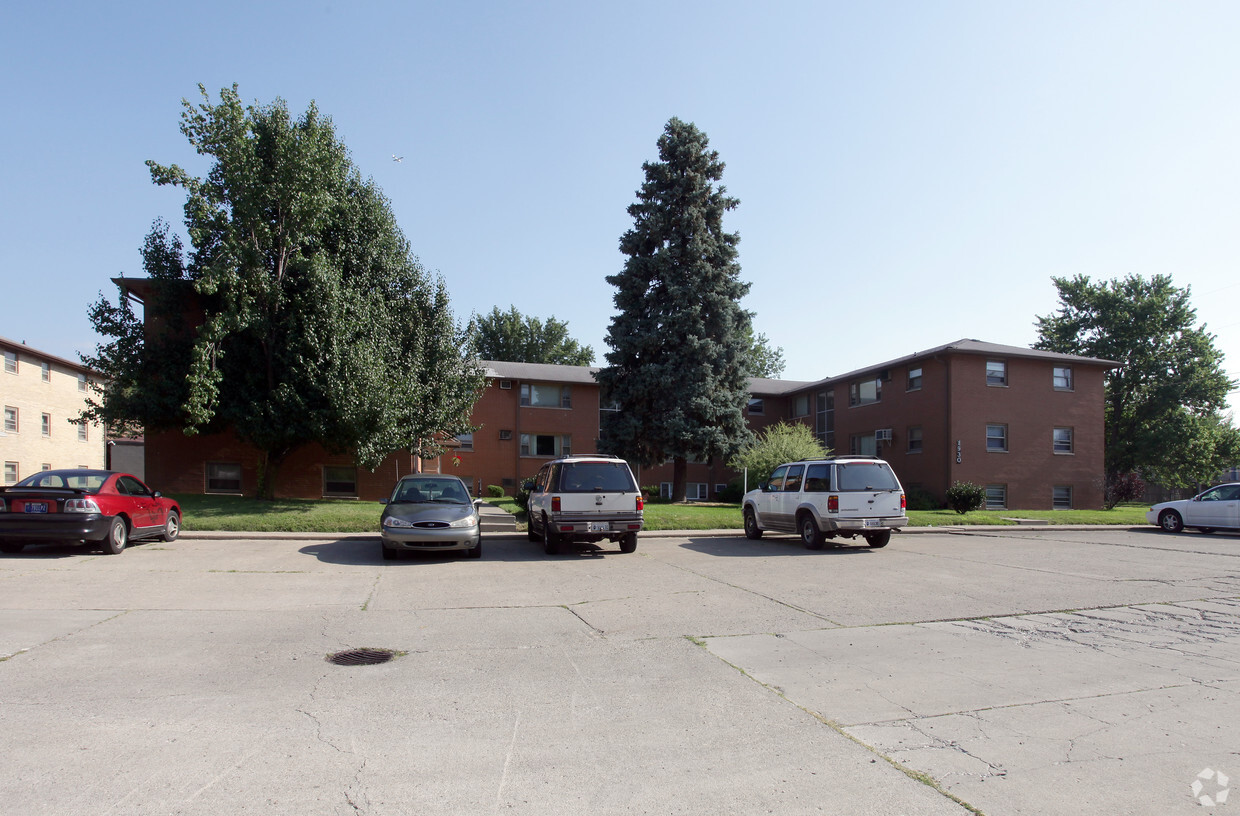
<box><xmin>1</xmin><ymin>336</ymin><xmax>106</xmax><ymax>484</ymax></box>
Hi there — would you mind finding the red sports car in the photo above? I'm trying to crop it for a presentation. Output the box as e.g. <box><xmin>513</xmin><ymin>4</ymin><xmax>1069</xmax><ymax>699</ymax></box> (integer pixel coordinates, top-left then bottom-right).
<box><xmin>0</xmin><ymin>469</ymin><xmax>181</xmax><ymax>555</ymax></box>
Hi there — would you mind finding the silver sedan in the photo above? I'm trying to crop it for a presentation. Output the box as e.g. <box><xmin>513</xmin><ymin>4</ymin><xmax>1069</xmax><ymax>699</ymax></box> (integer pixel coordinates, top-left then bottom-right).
<box><xmin>379</xmin><ymin>475</ymin><xmax>482</xmax><ymax>559</ymax></box>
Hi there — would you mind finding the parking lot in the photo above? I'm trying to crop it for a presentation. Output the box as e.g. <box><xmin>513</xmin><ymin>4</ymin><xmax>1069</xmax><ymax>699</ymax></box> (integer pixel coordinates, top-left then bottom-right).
<box><xmin>1</xmin><ymin>525</ymin><xmax>1237</xmax><ymax>815</ymax></box>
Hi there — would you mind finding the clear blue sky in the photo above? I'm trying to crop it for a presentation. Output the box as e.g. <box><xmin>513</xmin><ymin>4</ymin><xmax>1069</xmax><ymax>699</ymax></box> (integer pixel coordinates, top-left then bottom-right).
<box><xmin>3</xmin><ymin>1</ymin><xmax>1238</xmax><ymax>409</ymax></box>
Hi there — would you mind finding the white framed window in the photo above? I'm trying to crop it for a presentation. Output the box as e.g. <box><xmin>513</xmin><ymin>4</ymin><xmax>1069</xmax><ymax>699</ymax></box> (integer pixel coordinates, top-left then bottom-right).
<box><xmin>1053</xmin><ymin>427</ymin><xmax>1074</xmax><ymax>454</ymax></box>
<box><xmin>41</xmin><ymin>361</ymin><xmax>51</xmax><ymax>382</ymax></box>
<box><xmin>3</xmin><ymin>350</ymin><xmax>16</xmax><ymax>374</ymax></box>
<box><xmin>4</xmin><ymin>406</ymin><xmax>18</xmax><ymax>433</ymax></box>
<box><xmin>519</xmin><ymin>433</ymin><xmax>570</xmax><ymax>458</ymax></box>
<box><xmin>986</xmin><ymin>424</ymin><xmax>1008</xmax><ymax>452</ymax></box>
<box><xmin>907</xmin><ymin>366</ymin><xmax>923</xmax><ymax>391</ymax></box>
<box><xmin>985</xmin><ymin>485</ymin><xmax>1007</xmax><ymax>510</ymax></box>
<box><xmin>77</xmin><ymin>423</ymin><xmax>88</xmax><ymax>442</ymax></box>
<box><xmin>455</xmin><ymin>432</ymin><xmax>474</xmax><ymax>451</ymax></box>
<box><xmin>4</xmin><ymin>462</ymin><xmax>17</xmax><ymax>484</ymax></box>
<box><xmin>78</xmin><ymin>373</ymin><xmax>88</xmax><ymax>392</ymax></box>
<box><xmin>986</xmin><ymin>360</ymin><xmax>1007</xmax><ymax>386</ymax></box>
<box><xmin>323</xmin><ymin>466</ymin><xmax>358</xmax><ymax>497</ymax></box>
<box><xmin>41</xmin><ymin>463</ymin><xmax>51</xmax><ymax>471</ymax></box>
<box><xmin>714</xmin><ymin>483</ymin><xmax>727</xmax><ymax>495</ymax></box>
<box><xmin>520</xmin><ymin>383</ymin><xmax>571</xmax><ymax>408</ymax></box>
<box><xmin>849</xmin><ymin>378</ymin><xmax>881</xmax><ymax>406</ymax></box>
<box><xmin>1053</xmin><ymin>485</ymin><xmax>1073</xmax><ymax>510</ymax></box>
<box><xmin>42</xmin><ymin>413</ymin><xmax>51</xmax><ymax>436</ymax></box>
<box><xmin>747</xmin><ymin>398</ymin><xmax>765</xmax><ymax>415</ymax></box>
<box><xmin>1053</xmin><ymin>366</ymin><xmax>1074</xmax><ymax>391</ymax></box>
<box><xmin>206</xmin><ymin>462</ymin><xmax>242</xmax><ymax>493</ymax></box>
<box><xmin>687</xmin><ymin>482</ymin><xmax>708</xmax><ymax>500</ymax></box>
<box><xmin>907</xmin><ymin>426</ymin><xmax>923</xmax><ymax>453</ymax></box>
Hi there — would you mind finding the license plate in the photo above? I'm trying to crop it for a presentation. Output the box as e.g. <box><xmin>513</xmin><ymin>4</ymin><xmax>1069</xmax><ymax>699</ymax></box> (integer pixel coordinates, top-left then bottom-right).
<box><xmin>588</xmin><ymin>521</ymin><xmax>610</xmax><ymax>532</ymax></box>
<box><xmin>24</xmin><ymin>502</ymin><xmax>48</xmax><ymax>514</ymax></box>
<box><xmin>863</xmin><ymin>519</ymin><xmax>882</xmax><ymax>528</ymax></box>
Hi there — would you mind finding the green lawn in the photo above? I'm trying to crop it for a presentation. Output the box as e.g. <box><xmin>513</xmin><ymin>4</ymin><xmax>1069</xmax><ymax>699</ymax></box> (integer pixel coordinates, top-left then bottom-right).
<box><xmin>175</xmin><ymin>494</ymin><xmax>1151</xmax><ymax>534</ymax></box>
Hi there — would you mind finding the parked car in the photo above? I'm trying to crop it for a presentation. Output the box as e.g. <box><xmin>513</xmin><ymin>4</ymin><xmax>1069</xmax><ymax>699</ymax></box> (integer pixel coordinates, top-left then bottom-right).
<box><xmin>526</xmin><ymin>455</ymin><xmax>643</xmax><ymax>555</ymax></box>
<box><xmin>0</xmin><ymin>469</ymin><xmax>181</xmax><ymax>555</ymax></box>
<box><xmin>379</xmin><ymin>474</ymin><xmax>482</xmax><ymax>559</ymax></box>
<box><xmin>742</xmin><ymin>457</ymin><xmax>907</xmax><ymax>549</ymax></box>
<box><xmin>1146</xmin><ymin>483</ymin><xmax>1240</xmax><ymax>534</ymax></box>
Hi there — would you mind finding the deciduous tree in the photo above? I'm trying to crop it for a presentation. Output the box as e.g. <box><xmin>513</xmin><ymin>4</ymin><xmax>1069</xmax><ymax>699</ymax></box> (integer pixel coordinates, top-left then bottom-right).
<box><xmin>475</xmin><ymin>306</ymin><xmax>594</xmax><ymax>365</ymax></box>
<box><xmin>597</xmin><ymin>118</ymin><xmax>753</xmax><ymax>501</ymax></box>
<box><xmin>1034</xmin><ymin>273</ymin><xmax>1239</xmax><ymax>488</ymax></box>
<box><xmin>83</xmin><ymin>85</ymin><xmax>483</xmax><ymax>499</ymax></box>
<box><xmin>729</xmin><ymin>421</ymin><xmax>828</xmax><ymax>490</ymax></box>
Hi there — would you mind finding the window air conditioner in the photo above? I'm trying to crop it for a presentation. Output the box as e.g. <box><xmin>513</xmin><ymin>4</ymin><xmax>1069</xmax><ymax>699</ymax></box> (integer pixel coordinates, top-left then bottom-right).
<box><xmin>875</xmin><ymin>428</ymin><xmax>893</xmax><ymax>442</ymax></box>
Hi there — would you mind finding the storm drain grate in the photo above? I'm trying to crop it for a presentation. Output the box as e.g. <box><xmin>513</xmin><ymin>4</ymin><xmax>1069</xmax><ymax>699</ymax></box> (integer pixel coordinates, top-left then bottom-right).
<box><xmin>326</xmin><ymin>648</ymin><xmax>397</xmax><ymax>666</ymax></box>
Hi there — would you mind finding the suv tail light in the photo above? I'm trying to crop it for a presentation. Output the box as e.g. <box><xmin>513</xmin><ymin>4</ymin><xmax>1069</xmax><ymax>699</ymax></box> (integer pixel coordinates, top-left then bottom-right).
<box><xmin>636</xmin><ymin>495</ymin><xmax>644</xmax><ymax>512</ymax></box>
<box><xmin>551</xmin><ymin>496</ymin><xmax>561</xmax><ymax>512</ymax></box>
<box><xmin>827</xmin><ymin>495</ymin><xmax>838</xmax><ymax>513</ymax></box>
<box><xmin>901</xmin><ymin>493</ymin><xmax>907</xmax><ymax>510</ymax></box>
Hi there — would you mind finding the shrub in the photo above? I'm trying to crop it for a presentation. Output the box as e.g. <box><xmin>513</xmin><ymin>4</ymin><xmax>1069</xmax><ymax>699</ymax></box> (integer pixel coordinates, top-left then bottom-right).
<box><xmin>905</xmin><ymin>485</ymin><xmax>941</xmax><ymax>511</ymax></box>
<box><xmin>1104</xmin><ymin>472</ymin><xmax>1145</xmax><ymax>509</ymax></box>
<box><xmin>514</xmin><ymin>479</ymin><xmax>532</xmax><ymax>511</ymax></box>
<box><xmin>945</xmin><ymin>481</ymin><xmax>985</xmax><ymax>514</ymax></box>
<box><xmin>715</xmin><ymin>479</ymin><xmax>745</xmax><ymax>503</ymax></box>
<box><xmin>486</xmin><ymin>484</ymin><xmax>505</xmax><ymax>498</ymax></box>
<box><xmin>729</xmin><ymin>421</ymin><xmax>829</xmax><ymax>490</ymax></box>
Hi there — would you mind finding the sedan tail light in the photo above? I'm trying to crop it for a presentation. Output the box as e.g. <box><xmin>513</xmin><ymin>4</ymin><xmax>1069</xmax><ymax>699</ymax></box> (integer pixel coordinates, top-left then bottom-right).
<box><xmin>65</xmin><ymin>498</ymin><xmax>101</xmax><ymax>513</ymax></box>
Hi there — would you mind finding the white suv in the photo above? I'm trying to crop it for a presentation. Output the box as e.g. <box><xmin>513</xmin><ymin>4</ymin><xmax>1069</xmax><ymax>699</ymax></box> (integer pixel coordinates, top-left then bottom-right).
<box><xmin>526</xmin><ymin>455</ymin><xmax>644</xmax><ymax>555</ymax></box>
<box><xmin>742</xmin><ymin>457</ymin><xmax>907</xmax><ymax>549</ymax></box>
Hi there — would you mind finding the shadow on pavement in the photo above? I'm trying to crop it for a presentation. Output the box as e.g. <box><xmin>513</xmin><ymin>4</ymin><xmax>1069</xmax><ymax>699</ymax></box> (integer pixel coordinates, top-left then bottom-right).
<box><xmin>677</xmin><ymin>535</ymin><xmax>879</xmax><ymax>557</ymax></box>
<box><xmin>297</xmin><ymin>537</ymin><xmax>633</xmax><ymax>565</ymax></box>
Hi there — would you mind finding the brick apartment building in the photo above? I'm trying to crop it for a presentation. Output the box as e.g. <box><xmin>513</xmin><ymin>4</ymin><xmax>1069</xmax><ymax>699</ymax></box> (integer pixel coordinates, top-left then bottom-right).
<box><xmin>0</xmin><ymin>336</ymin><xmax>107</xmax><ymax>483</ymax></box>
<box><xmin>138</xmin><ymin>336</ymin><xmax>1113</xmax><ymax>510</ymax></box>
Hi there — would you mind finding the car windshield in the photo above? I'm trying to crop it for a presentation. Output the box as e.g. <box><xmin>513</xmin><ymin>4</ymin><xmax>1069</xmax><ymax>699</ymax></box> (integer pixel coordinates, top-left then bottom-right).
<box><xmin>558</xmin><ymin>462</ymin><xmax>636</xmax><ymax>493</ymax></box>
<box><xmin>14</xmin><ymin>472</ymin><xmax>106</xmax><ymax>491</ymax></box>
<box><xmin>836</xmin><ymin>462</ymin><xmax>900</xmax><ymax>492</ymax></box>
<box><xmin>389</xmin><ymin>478</ymin><xmax>470</xmax><ymax>504</ymax></box>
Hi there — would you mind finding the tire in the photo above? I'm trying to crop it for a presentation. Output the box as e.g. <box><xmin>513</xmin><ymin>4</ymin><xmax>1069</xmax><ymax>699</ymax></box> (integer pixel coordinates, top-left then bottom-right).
<box><xmin>864</xmin><ymin>530</ymin><xmax>891</xmax><ymax>549</ymax></box>
<box><xmin>619</xmin><ymin>532</ymin><xmax>637</xmax><ymax>553</ymax></box>
<box><xmin>0</xmin><ymin>542</ymin><xmax>25</xmax><ymax>554</ymax></box>
<box><xmin>99</xmin><ymin>517</ymin><xmax>128</xmax><ymax>555</ymax></box>
<box><xmin>527</xmin><ymin>522</ymin><xmax>539</xmax><ymax>542</ymax></box>
<box><xmin>542</xmin><ymin>515</ymin><xmax>560</xmax><ymax>555</ymax></box>
<box><xmin>1158</xmin><ymin>510</ymin><xmax>1184</xmax><ymax>534</ymax></box>
<box><xmin>160</xmin><ymin>512</ymin><xmax>180</xmax><ymax>542</ymax></box>
<box><xmin>798</xmin><ymin>514</ymin><xmax>824</xmax><ymax>550</ymax></box>
<box><xmin>743</xmin><ymin>508</ymin><xmax>763</xmax><ymax>540</ymax></box>
<box><xmin>466</xmin><ymin>539</ymin><xmax>483</xmax><ymax>559</ymax></box>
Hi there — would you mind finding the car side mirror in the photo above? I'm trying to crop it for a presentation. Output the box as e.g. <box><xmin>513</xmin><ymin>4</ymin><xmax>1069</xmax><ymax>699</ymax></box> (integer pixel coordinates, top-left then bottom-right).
<box><xmin>152</xmin><ymin>491</ymin><xmax>162</xmax><ymax>498</ymax></box>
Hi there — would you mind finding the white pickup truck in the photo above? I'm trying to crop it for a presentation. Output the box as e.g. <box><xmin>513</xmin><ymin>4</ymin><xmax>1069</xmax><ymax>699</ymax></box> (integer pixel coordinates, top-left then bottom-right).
<box><xmin>742</xmin><ymin>457</ymin><xmax>907</xmax><ymax>549</ymax></box>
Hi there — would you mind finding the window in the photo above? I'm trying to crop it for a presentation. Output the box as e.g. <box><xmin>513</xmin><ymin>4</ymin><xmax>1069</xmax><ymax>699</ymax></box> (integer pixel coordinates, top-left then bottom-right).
<box><xmin>1053</xmin><ymin>485</ymin><xmax>1073</xmax><ymax>510</ymax></box>
<box><xmin>41</xmin><ymin>463</ymin><xmax>51</xmax><ymax>471</ymax></box>
<box><xmin>907</xmin><ymin>426</ymin><xmax>923</xmax><ymax>453</ymax></box>
<box><xmin>986</xmin><ymin>424</ymin><xmax>1008</xmax><ymax>452</ymax></box>
<box><xmin>4</xmin><ymin>406</ymin><xmax>17</xmax><ymax>433</ymax></box>
<box><xmin>3</xmin><ymin>350</ymin><xmax>16</xmax><ymax>374</ymax></box>
<box><xmin>1053</xmin><ymin>366</ymin><xmax>1073</xmax><ymax>391</ymax></box>
<box><xmin>805</xmin><ymin>464</ymin><xmax>830</xmax><ymax>492</ymax></box>
<box><xmin>455</xmin><ymin>432</ymin><xmax>474</xmax><ymax>451</ymax></box>
<box><xmin>78</xmin><ymin>423</ymin><xmax>88</xmax><ymax>442</ymax></box>
<box><xmin>519</xmin><ymin>433</ymin><xmax>570</xmax><ymax>457</ymax></box>
<box><xmin>767</xmin><ymin>465</ymin><xmax>789</xmax><ymax>491</ymax></box>
<box><xmin>816</xmin><ymin>390</ymin><xmax>834</xmax><ymax>449</ymax></box>
<box><xmin>783</xmin><ymin>465</ymin><xmax>804</xmax><ymax>492</ymax></box>
<box><xmin>42</xmin><ymin>413</ymin><xmax>51</xmax><ymax>436</ymax></box>
<box><xmin>323</xmin><ymin>466</ymin><xmax>358</xmax><ymax>497</ymax></box>
<box><xmin>206</xmin><ymin>462</ymin><xmax>242</xmax><ymax>493</ymax></box>
<box><xmin>499</xmin><ymin>429</ymin><xmax>513</xmax><ymax>441</ymax></box>
<box><xmin>907</xmin><ymin>366</ymin><xmax>923</xmax><ymax>391</ymax></box>
<box><xmin>849</xmin><ymin>378</ymin><xmax>881</xmax><ymax>406</ymax></box>
<box><xmin>714</xmin><ymin>483</ymin><xmax>727</xmax><ymax>495</ymax></box>
<box><xmin>849</xmin><ymin>433</ymin><xmax>877</xmax><ymax>456</ymax></box>
<box><xmin>78</xmin><ymin>373</ymin><xmax>88</xmax><ymax>392</ymax></box>
<box><xmin>519</xmin><ymin>383</ymin><xmax>570</xmax><ymax>408</ymax></box>
<box><xmin>985</xmin><ymin>485</ymin><xmax>1007</xmax><ymax>510</ymax></box>
<box><xmin>792</xmin><ymin>393</ymin><xmax>811</xmax><ymax>417</ymax></box>
<box><xmin>41</xmin><ymin>361</ymin><xmax>51</xmax><ymax>382</ymax></box>
<box><xmin>986</xmin><ymin>360</ymin><xmax>1007</xmax><ymax>386</ymax></box>
<box><xmin>1053</xmin><ymin>427</ymin><xmax>1074</xmax><ymax>454</ymax></box>
<box><xmin>4</xmin><ymin>462</ymin><xmax>17</xmax><ymax>484</ymax></box>
<box><xmin>747</xmin><ymin>398</ymin><xmax>764</xmax><ymax>415</ymax></box>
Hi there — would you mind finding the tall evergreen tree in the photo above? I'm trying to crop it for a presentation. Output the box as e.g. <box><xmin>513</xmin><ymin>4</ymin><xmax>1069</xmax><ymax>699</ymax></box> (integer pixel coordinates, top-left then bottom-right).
<box><xmin>596</xmin><ymin>118</ymin><xmax>753</xmax><ymax>501</ymax></box>
<box><xmin>82</xmin><ymin>85</ymin><xmax>484</xmax><ymax>499</ymax></box>
<box><xmin>1034</xmin><ymin>273</ymin><xmax>1239</xmax><ymax>488</ymax></box>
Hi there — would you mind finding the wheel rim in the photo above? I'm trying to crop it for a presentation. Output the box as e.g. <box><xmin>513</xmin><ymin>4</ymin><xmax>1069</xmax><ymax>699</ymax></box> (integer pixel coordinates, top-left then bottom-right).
<box><xmin>745</xmin><ymin>511</ymin><xmax>756</xmax><ymax>535</ymax></box>
<box><xmin>167</xmin><ymin>515</ymin><xmax>179</xmax><ymax>538</ymax></box>
<box><xmin>112</xmin><ymin>521</ymin><xmax>126</xmax><ymax>549</ymax></box>
<box><xmin>801</xmin><ymin>519</ymin><xmax>814</xmax><ymax>544</ymax></box>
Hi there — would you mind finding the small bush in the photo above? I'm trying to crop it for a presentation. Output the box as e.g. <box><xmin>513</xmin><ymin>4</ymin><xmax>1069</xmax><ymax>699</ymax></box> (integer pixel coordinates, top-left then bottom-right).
<box><xmin>945</xmin><ymin>481</ymin><xmax>985</xmax><ymax>514</ymax></box>
<box><xmin>641</xmin><ymin>485</ymin><xmax>662</xmax><ymax>501</ymax></box>
<box><xmin>905</xmin><ymin>485</ymin><xmax>941</xmax><ymax>511</ymax></box>
<box><xmin>1104</xmin><ymin>472</ymin><xmax>1145</xmax><ymax>510</ymax></box>
<box><xmin>486</xmin><ymin>484</ymin><xmax>506</xmax><ymax>498</ymax></box>
<box><xmin>715</xmin><ymin>480</ymin><xmax>745</xmax><ymax>503</ymax></box>
<box><xmin>514</xmin><ymin>480</ymin><xmax>532</xmax><ymax>511</ymax></box>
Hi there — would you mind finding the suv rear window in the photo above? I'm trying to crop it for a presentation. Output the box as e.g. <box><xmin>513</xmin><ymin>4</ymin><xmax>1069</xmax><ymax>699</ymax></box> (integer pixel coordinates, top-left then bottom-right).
<box><xmin>556</xmin><ymin>462</ymin><xmax>637</xmax><ymax>493</ymax></box>
<box><xmin>836</xmin><ymin>462</ymin><xmax>900</xmax><ymax>491</ymax></box>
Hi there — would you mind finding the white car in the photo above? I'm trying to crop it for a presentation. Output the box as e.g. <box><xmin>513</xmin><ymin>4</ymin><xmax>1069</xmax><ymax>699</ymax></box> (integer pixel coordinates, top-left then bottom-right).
<box><xmin>742</xmin><ymin>457</ymin><xmax>907</xmax><ymax>549</ymax></box>
<box><xmin>1146</xmin><ymin>483</ymin><xmax>1240</xmax><ymax>534</ymax></box>
<box><xmin>526</xmin><ymin>455</ymin><xmax>643</xmax><ymax>555</ymax></box>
